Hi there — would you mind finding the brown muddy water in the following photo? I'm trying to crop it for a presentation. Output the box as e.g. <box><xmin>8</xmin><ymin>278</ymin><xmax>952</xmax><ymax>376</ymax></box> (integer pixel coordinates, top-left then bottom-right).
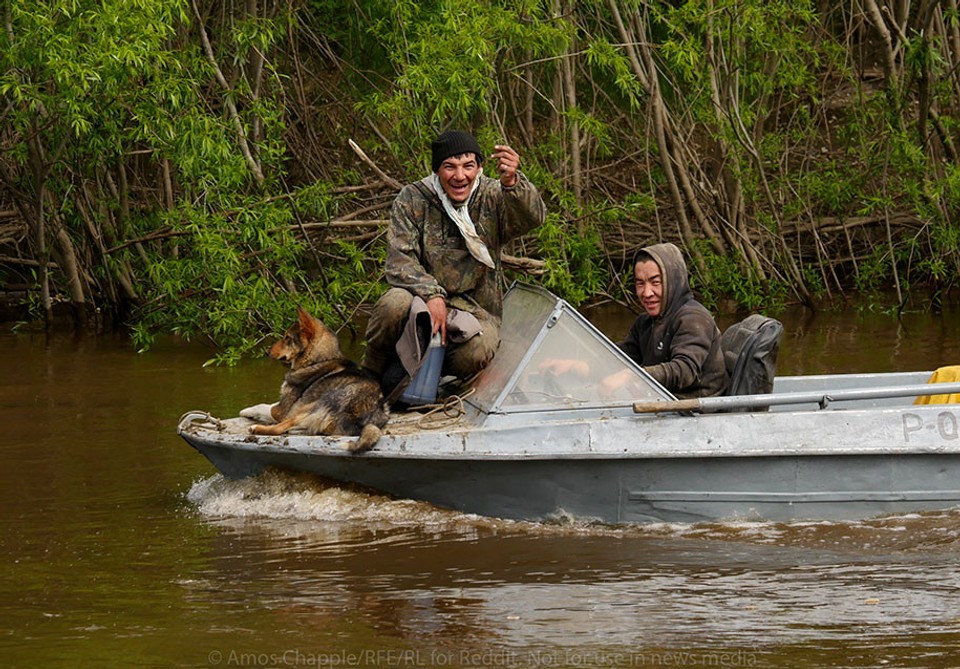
<box><xmin>3</xmin><ymin>301</ymin><xmax>960</xmax><ymax>669</ymax></box>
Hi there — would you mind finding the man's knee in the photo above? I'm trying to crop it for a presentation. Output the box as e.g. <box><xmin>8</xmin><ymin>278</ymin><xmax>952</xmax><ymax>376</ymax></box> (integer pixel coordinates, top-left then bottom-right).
<box><xmin>368</xmin><ymin>288</ymin><xmax>413</xmax><ymax>328</ymax></box>
<box><xmin>447</xmin><ymin>328</ymin><xmax>499</xmax><ymax>378</ymax></box>
<box><xmin>364</xmin><ymin>288</ymin><xmax>414</xmax><ymax>373</ymax></box>
<box><xmin>365</xmin><ymin>289</ymin><xmax>413</xmax><ymax>341</ymax></box>
<box><xmin>468</xmin><ymin>329</ymin><xmax>500</xmax><ymax>366</ymax></box>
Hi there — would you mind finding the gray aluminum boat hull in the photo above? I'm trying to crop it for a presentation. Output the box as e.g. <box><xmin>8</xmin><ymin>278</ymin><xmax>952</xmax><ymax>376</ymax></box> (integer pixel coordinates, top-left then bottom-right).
<box><xmin>179</xmin><ymin>397</ymin><xmax>960</xmax><ymax>524</ymax></box>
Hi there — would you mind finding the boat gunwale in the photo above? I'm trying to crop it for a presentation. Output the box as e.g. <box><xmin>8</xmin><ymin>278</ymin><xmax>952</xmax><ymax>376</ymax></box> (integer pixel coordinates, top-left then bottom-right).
<box><xmin>179</xmin><ymin>400</ymin><xmax>960</xmax><ymax>461</ymax></box>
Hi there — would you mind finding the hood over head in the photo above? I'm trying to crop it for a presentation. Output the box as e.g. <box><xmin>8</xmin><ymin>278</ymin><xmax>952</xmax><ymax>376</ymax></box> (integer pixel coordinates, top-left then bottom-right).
<box><xmin>632</xmin><ymin>242</ymin><xmax>692</xmax><ymax>319</ymax></box>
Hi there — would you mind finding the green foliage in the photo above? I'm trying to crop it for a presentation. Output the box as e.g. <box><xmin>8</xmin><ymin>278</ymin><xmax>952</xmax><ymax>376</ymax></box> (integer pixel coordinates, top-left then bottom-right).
<box><xmin>1</xmin><ymin>0</ymin><xmax>379</xmax><ymax>361</ymax></box>
<box><xmin>536</xmin><ymin>213</ymin><xmax>607</xmax><ymax>306</ymax></box>
<box><xmin>583</xmin><ymin>37</ymin><xmax>645</xmax><ymax>110</ymax></box>
<box><xmin>319</xmin><ymin>239</ymin><xmax>388</xmax><ymax>316</ymax></box>
<box><xmin>853</xmin><ymin>246</ymin><xmax>893</xmax><ymax>294</ymax></box>
<box><xmin>597</xmin><ymin>191</ymin><xmax>657</xmax><ymax>227</ymax></box>
<box><xmin>795</xmin><ymin>162</ymin><xmax>863</xmax><ymax>216</ymax></box>
<box><xmin>936</xmin><ymin>163</ymin><xmax>960</xmax><ymax>218</ymax></box>
<box><xmin>656</xmin><ymin>0</ymin><xmax>819</xmax><ymax>128</ymax></box>
<box><xmin>333</xmin><ymin>0</ymin><xmax>569</xmax><ymax>148</ymax></box>
<box><xmin>693</xmin><ymin>243</ymin><xmax>787</xmax><ymax>312</ymax></box>
<box><xmin>904</xmin><ymin>32</ymin><xmax>944</xmax><ymax>82</ymax></box>
<box><xmin>801</xmin><ymin>265</ymin><xmax>827</xmax><ymax>299</ymax></box>
<box><xmin>9</xmin><ymin>0</ymin><xmax>960</xmax><ymax>361</ymax></box>
<box><xmin>132</xmin><ymin>181</ymin><xmax>389</xmax><ymax>362</ymax></box>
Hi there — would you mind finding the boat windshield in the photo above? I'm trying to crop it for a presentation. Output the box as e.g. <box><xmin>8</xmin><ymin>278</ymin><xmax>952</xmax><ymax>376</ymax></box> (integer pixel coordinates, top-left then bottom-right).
<box><xmin>467</xmin><ymin>284</ymin><xmax>672</xmax><ymax>413</ymax></box>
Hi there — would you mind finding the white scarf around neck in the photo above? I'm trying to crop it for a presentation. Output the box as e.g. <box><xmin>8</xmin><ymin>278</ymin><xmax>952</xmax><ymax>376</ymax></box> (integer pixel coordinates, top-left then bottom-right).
<box><xmin>430</xmin><ymin>173</ymin><xmax>495</xmax><ymax>268</ymax></box>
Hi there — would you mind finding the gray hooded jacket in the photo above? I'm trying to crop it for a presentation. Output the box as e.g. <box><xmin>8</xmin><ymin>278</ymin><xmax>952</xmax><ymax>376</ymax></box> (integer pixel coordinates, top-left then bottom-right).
<box><xmin>619</xmin><ymin>243</ymin><xmax>728</xmax><ymax>399</ymax></box>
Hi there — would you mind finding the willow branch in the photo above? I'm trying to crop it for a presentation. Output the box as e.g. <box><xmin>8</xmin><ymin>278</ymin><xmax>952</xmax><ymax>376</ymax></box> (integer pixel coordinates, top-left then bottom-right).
<box><xmin>191</xmin><ymin>0</ymin><xmax>265</xmax><ymax>186</ymax></box>
<box><xmin>348</xmin><ymin>139</ymin><xmax>404</xmax><ymax>190</ymax></box>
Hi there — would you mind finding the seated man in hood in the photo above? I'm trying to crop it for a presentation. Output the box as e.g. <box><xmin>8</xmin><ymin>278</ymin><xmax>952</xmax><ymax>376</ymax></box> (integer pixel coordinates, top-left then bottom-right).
<box><xmin>602</xmin><ymin>242</ymin><xmax>728</xmax><ymax>399</ymax></box>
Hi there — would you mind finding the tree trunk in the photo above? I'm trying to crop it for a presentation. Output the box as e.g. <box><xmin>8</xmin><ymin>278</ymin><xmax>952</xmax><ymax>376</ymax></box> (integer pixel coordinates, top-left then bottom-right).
<box><xmin>561</xmin><ymin>0</ymin><xmax>582</xmax><ymax>208</ymax></box>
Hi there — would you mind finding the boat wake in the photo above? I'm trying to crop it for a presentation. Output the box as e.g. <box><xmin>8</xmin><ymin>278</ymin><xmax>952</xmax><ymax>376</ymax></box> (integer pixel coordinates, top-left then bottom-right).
<box><xmin>186</xmin><ymin>470</ymin><xmax>474</xmax><ymax>526</ymax></box>
<box><xmin>185</xmin><ymin>470</ymin><xmax>960</xmax><ymax>551</ymax></box>
<box><xmin>185</xmin><ymin>471</ymin><xmax>635</xmax><ymax>540</ymax></box>
<box><xmin>640</xmin><ymin>509</ymin><xmax>960</xmax><ymax>553</ymax></box>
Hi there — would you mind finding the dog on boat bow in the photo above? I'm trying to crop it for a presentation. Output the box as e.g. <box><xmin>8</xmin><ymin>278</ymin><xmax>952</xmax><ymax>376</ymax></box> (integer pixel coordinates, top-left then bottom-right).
<box><xmin>248</xmin><ymin>308</ymin><xmax>389</xmax><ymax>453</ymax></box>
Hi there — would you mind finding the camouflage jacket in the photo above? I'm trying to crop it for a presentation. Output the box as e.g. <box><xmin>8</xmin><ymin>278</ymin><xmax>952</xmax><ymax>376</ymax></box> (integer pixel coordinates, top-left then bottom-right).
<box><xmin>385</xmin><ymin>171</ymin><xmax>546</xmax><ymax>320</ymax></box>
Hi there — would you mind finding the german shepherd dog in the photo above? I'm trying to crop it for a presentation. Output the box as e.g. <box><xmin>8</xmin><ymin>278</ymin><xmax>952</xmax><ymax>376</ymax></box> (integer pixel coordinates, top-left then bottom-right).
<box><xmin>250</xmin><ymin>308</ymin><xmax>389</xmax><ymax>452</ymax></box>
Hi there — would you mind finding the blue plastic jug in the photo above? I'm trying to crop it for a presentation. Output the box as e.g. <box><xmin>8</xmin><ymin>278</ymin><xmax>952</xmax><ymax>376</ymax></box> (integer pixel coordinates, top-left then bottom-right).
<box><xmin>400</xmin><ymin>333</ymin><xmax>445</xmax><ymax>404</ymax></box>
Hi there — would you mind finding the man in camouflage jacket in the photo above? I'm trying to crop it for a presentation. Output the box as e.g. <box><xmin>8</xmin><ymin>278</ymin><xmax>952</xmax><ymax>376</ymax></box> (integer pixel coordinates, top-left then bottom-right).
<box><xmin>364</xmin><ymin>130</ymin><xmax>546</xmax><ymax>389</ymax></box>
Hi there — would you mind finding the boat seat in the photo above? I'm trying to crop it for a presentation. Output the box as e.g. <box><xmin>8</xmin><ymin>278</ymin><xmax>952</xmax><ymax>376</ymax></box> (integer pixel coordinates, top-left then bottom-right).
<box><xmin>721</xmin><ymin>314</ymin><xmax>784</xmax><ymax>408</ymax></box>
<box><xmin>914</xmin><ymin>366</ymin><xmax>960</xmax><ymax>404</ymax></box>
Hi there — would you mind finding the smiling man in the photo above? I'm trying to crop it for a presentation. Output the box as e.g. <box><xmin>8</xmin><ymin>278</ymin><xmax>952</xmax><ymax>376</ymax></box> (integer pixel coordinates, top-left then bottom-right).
<box><xmin>607</xmin><ymin>242</ymin><xmax>728</xmax><ymax>399</ymax></box>
<box><xmin>363</xmin><ymin>130</ymin><xmax>546</xmax><ymax>397</ymax></box>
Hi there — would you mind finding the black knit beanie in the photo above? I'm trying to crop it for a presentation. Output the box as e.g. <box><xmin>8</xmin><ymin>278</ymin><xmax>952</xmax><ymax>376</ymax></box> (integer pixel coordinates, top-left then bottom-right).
<box><xmin>431</xmin><ymin>130</ymin><xmax>483</xmax><ymax>172</ymax></box>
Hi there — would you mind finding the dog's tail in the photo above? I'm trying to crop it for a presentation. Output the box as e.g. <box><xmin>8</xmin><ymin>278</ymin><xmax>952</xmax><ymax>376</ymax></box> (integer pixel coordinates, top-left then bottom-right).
<box><xmin>347</xmin><ymin>423</ymin><xmax>383</xmax><ymax>453</ymax></box>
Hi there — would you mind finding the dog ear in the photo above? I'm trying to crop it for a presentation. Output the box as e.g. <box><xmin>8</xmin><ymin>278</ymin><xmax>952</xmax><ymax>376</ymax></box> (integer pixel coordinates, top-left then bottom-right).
<box><xmin>296</xmin><ymin>307</ymin><xmax>317</xmax><ymax>338</ymax></box>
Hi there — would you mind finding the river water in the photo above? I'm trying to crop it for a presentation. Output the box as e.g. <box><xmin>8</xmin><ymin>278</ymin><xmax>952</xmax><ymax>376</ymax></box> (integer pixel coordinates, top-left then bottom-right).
<box><xmin>3</xmin><ymin>300</ymin><xmax>960</xmax><ymax>668</ymax></box>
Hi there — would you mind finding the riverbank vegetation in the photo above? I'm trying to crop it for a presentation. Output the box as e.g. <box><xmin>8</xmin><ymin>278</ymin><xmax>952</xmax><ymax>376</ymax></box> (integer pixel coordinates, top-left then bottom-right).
<box><xmin>2</xmin><ymin>0</ymin><xmax>959</xmax><ymax>359</ymax></box>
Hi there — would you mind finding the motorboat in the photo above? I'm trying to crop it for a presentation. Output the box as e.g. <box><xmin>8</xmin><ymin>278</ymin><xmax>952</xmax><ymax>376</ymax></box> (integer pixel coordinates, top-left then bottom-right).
<box><xmin>178</xmin><ymin>283</ymin><xmax>960</xmax><ymax>524</ymax></box>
